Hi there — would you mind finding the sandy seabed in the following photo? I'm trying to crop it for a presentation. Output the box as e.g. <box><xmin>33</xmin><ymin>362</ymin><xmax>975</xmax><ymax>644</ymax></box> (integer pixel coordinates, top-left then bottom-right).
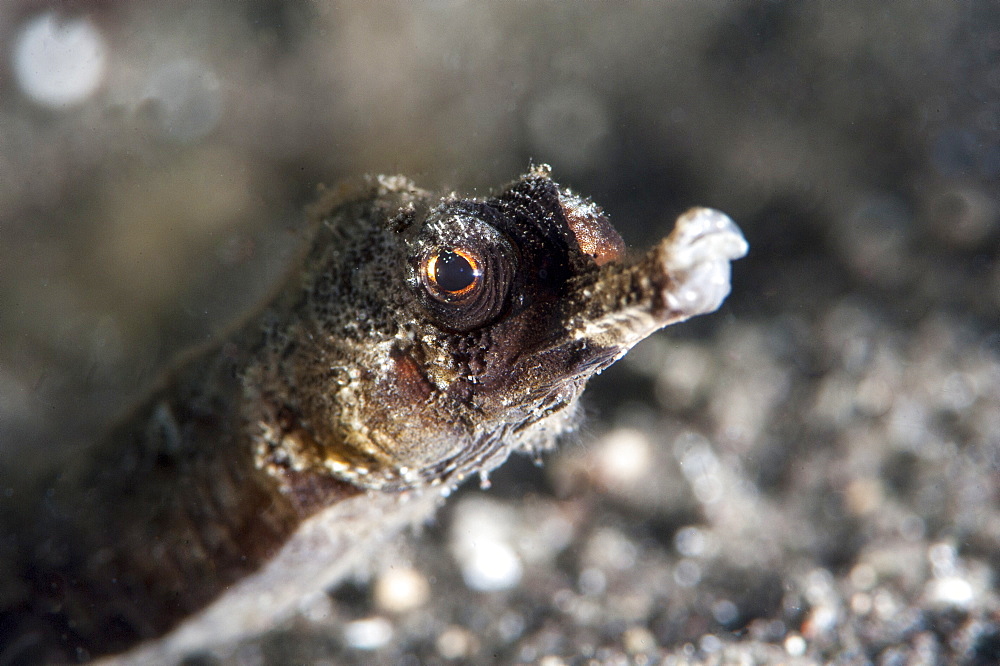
<box><xmin>1</xmin><ymin>2</ymin><xmax>998</xmax><ymax>664</ymax></box>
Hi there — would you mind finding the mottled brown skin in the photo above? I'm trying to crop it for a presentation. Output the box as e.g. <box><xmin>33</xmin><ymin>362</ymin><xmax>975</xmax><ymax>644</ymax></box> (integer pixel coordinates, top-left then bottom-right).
<box><xmin>0</xmin><ymin>168</ymin><xmax>745</xmax><ymax>664</ymax></box>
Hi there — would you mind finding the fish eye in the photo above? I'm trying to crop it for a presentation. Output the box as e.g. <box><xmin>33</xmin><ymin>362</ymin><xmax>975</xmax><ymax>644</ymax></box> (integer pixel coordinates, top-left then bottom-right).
<box><xmin>411</xmin><ymin>205</ymin><xmax>515</xmax><ymax>332</ymax></box>
<box><xmin>424</xmin><ymin>248</ymin><xmax>482</xmax><ymax>299</ymax></box>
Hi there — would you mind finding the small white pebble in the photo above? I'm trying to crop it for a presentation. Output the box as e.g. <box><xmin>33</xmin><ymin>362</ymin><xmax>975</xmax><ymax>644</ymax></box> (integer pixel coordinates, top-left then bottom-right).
<box><xmin>803</xmin><ymin>604</ymin><xmax>839</xmax><ymax>638</ymax></box>
<box><xmin>804</xmin><ymin>569</ymin><xmax>837</xmax><ymax>605</ymax></box>
<box><xmin>583</xmin><ymin>527</ymin><xmax>637</xmax><ymax>571</ymax></box>
<box><xmin>699</xmin><ymin>634</ymin><xmax>723</xmax><ymax>653</ymax></box>
<box><xmin>461</xmin><ymin>541</ymin><xmax>523</xmax><ymax>591</ymax></box>
<box><xmin>374</xmin><ymin>567</ymin><xmax>430</xmax><ymax>613</ymax></box>
<box><xmin>711</xmin><ymin>599</ymin><xmax>738</xmax><ymax>625</ymax></box>
<box><xmin>13</xmin><ymin>12</ymin><xmax>106</xmax><ymax>107</ymax></box>
<box><xmin>436</xmin><ymin>625</ymin><xmax>478</xmax><ymax>659</ymax></box>
<box><xmin>497</xmin><ymin>611</ymin><xmax>526</xmax><ymax>642</ymax></box>
<box><xmin>673</xmin><ymin>559</ymin><xmax>701</xmax><ymax>588</ymax></box>
<box><xmin>845</xmin><ymin>478</ymin><xmax>883</xmax><ymax>515</ymax></box>
<box><xmin>578</xmin><ymin>567</ymin><xmax>607</xmax><ymax>596</ymax></box>
<box><xmin>850</xmin><ymin>592</ymin><xmax>873</xmax><ymax>615</ymax></box>
<box><xmin>674</xmin><ymin>526</ymin><xmax>706</xmax><ymax>558</ymax></box>
<box><xmin>928</xmin><ymin>576</ymin><xmax>975</xmax><ymax>608</ymax></box>
<box><xmin>691</xmin><ymin>475</ymin><xmax>724</xmax><ymax>504</ymax></box>
<box><xmin>928</xmin><ymin>542</ymin><xmax>958</xmax><ymax>577</ymax></box>
<box><xmin>594</xmin><ymin>428</ymin><xmax>652</xmax><ymax>488</ymax></box>
<box><xmin>538</xmin><ymin>656</ymin><xmax>567</xmax><ymax>666</ymax></box>
<box><xmin>873</xmin><ymin>589</ymin><xmax>899</xmax><ymax>620</ymax></box>
<box><xmin>343</xmin><ymin>617</ymin><xmax>393</xmax><ymax>650</ymax></box>
<box><xmin>450</xmin><ymin>497</ymin><xmax>524</xmax><ymax>590</ymax></box>
<box><xmin>622</xmin><ymin>626</ymin><xmax>656</xmax><ymax>654</ymax></box>
<box><xmin>784</xmin><ymin>633</ymin><xmax>807</xmax><ymax>657</ymax></box>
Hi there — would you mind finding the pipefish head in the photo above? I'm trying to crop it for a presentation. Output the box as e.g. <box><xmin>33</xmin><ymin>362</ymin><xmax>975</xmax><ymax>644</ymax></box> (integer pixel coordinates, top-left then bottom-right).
<box><xmin>250</xmin><ymin>167</ymin><xmax>747</xmax><ymax>495</ymax></box>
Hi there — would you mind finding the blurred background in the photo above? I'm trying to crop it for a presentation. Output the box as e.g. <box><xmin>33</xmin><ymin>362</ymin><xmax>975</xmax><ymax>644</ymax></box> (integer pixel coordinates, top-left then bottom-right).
<box><xmin>2</xmin><ymin>2</ymin><xmax>999</xmax><ymax>663</ymax></box>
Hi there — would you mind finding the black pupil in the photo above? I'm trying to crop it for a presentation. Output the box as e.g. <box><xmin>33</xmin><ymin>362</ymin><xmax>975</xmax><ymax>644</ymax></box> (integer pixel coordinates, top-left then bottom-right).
<box><xmin>435</xmin><ymin>250</ymin><xmax>477</xmax><ymax>293</ymax></box>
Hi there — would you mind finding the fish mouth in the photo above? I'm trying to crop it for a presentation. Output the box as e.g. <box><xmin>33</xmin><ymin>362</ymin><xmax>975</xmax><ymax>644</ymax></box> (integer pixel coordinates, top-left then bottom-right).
<box><xmin>566</xmin><ymin>207</ymin><xmax>749</xmax><ymax>357</ymax></box>
<box><xmin>655</xmin><ymin>207</ymin><xmax>750</xmax><ymax>315</ymax></box>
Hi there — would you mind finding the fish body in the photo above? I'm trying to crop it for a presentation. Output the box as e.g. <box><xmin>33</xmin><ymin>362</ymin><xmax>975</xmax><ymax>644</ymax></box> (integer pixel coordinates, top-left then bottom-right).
<box><xmin>0</xmin><ymin>168</ymin><xmax>747</xmax><ymax>663</ymax></box>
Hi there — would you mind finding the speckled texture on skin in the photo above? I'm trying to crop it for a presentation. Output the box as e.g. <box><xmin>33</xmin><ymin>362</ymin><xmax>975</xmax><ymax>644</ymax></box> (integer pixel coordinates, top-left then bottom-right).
<box><xmin>0</xmin><ymin>170</ymin><xmax>745</xmax><ymax>664</ymax></box>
